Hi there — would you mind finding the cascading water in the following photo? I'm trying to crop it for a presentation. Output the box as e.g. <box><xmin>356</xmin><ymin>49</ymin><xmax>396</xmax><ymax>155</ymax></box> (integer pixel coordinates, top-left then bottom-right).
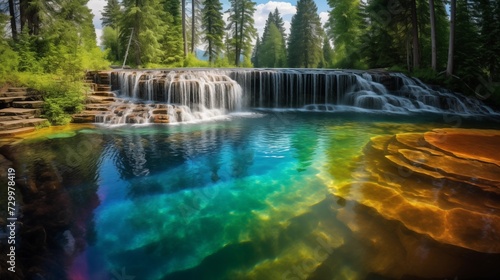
<box><xmin>102</xmin><ymin>69</ymin><xmax>497</xmax><ymax>125</ymax></box>
<box><xmin>100</xmin><ymin>70</ymin><xmax>243</xmax><ymax>124</ymax></box>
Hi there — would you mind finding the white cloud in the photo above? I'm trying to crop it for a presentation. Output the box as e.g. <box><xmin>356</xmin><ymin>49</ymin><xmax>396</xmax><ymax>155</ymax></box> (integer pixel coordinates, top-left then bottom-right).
<box><xmin>319</xmin><ymin>12</ymin><xmax>329</xmax><ymax>28</ymax></box>
<box><xmin>87</xmin><ymin>0</ymin><xmax>106</xmax><ymax>29</ymax></box>
<box><xmin>254</xmin><ymin>1</ymin><xmax>297</xmax><ymax>38</ymax></box>
<box><xmin>95</xmin><ymin>28</ymin><xmax>103</xmax><ymax>46</ymax></box>
<box><xmin>87</xmin><ymin>0</ymin><xmax>106</xmax><ymax>46</ymax></box>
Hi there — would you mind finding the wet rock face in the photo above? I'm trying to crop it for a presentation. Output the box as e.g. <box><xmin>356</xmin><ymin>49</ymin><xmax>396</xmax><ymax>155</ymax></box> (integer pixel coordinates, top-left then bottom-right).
<box><xmin>335</xmin><ymin>128</ymin><xmax>500</xmax><ymax>254</ymax></box>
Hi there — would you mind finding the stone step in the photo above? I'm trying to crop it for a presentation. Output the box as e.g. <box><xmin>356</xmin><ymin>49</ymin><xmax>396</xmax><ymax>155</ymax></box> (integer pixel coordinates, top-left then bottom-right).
<box><xmin>87</xmin><ymin>96</ymin><xmax>116</xmax><ymax>103</ymax></box>
<box><xmin>0</xmin><ymin>127</ymin><xmax>36</xmax><ymax>137</ymax></box>
<box><xmin>0</xmin><ymin>92</ymin><xmax>28</xmax><ymax>97</ymax></box>
<box><xmin>93</xmin><ymin>91</ymin><xmax>116</xmax><ymax>97</ymax></box>
<box><xmin>85</xmin><ymin>104</ymin><xmax>110</xmax><ymax>111</ymax></box>
<box><xmin>0</xmin><ymin>114</ymin><xmax>35</xmax><ymax>121</ymax></box>
<box><xmin>0</xmin><ymin>118</ymin><xmax>48</xmax><ymax>130</ymax></box>
<box><xmin>8</xmin><ymin>87</ymin><xmax>28</xmax><ymax>93</ymax></box>
<box><xmin>13</xmin><ymin>101</ymin><xmax>45</xmax><ymax>108</ymax></box>
<box><xmin>0</xmin><ymin>108</ymin><xmax>40</xmax><ymax>117</ymax></box>
<box><xmin>72</xmin><ymin>112</ymin><xmax>99</xmax><ymax>123</ymax></box>
<box><xmin>97</xmin><ymin>85</ymin><xmax>112</xmax><ymax>91</ymax></box>
<box><xmin>0</xmin><ymin>96</ymin><xmax>29</xmax><ymax>103</ymax></box>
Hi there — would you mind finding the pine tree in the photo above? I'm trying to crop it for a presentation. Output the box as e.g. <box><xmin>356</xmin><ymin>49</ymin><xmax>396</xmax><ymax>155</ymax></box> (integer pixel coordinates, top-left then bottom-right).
<box><xmin>163</xmin><ymin>0</ymin><xmax>184</xmax><ymax>64</ymax></box>
<box><xmin>410</xmin><ymin>0</ymin><xmax>420</xmax><ymax>69</ymax></box>
<box><xmin>251</xmin><ymin>36</ymin><xmax>261</xmax><ymax>67</ymax></box>
<box><xmin>322</xmin><ymin>36</ymin><xmax>334</xmax><ymax>68</ymax></box>
<box><xmin>453</xmin><ymin>0</ymin><xmax>480</xmax><ymax>82</ymax></box>
<box><xmin>447</xmin><ymin>0</ymin><xmax>456</xmax><ymax>76</ymax></box>
<box><xmin>8</xmin><ymin>0</ymin><xmax>18</xmax><ymax>40</ymax></box>
<box><xmin>272</xmin><ymin>8</ymin><xmax>286</xmax><ymax>39</ymax></box>
<box><xmin>259</xmin><ymin>22</ymin><xmax>286</xmax><ymax>67</ymax></box>
<box><xmin>227</xmin><ymin>0</ymin><xmax>257</xmax><ymax>66</ymax></box>
<box><xmin>189</xmin><ymin>0</ymin><xmax>202</xmax><ymax>54</ymax></box>
<box><xmin>474</xmin><ymin>0</ymin><xmax>500</xmax><ymax>80</ymax></box>
<box><xmin>164</xmin><ymin>0</ymin><xmax>182</xmax><ymax>23</ymax></box>
<box><xmin>120</xmin><ymin>0</ymin><xmax>166</xmax><ymax>66</ymax></box>
<box><xmin>101</xmin><ymin>0</ymin><xmax>122</xmax><ymax>62</ymax></box>
<box><xmin>429</xmin><ymin>0</ymin><xmax>437</xmax><ymax>71</ymax></box>
<box><xmin>202</xmin><ymin>0</ymin><xmax>225</xmax><ymax>63</ymax></box>
<box><xmin>102</xmin><ymin>0</ymin><xmax>121</xmax><ymax>29</ymax></box>
<box><xmin>434</xmin><ymin>0</ymin><xmax>449</xmax><ymax>70</ymax></box>
<box><xmin>18</xmin><ymin>0</ymin><xmax>65</xmax><ymax>36</ymax></box>
<box><xmin>287</xmin><ymin>0</ymin><xmax>324</xmax><ymax>68</ymax></box>
<box><xmin>256</xmin><ymin>11</ymin><xmax>287</xmax><ymax>67</ymax></box>
<box><xmin>327</xmin><ymin>0</ymin><xmax>363</xmax><ymax>68</ymax></box>
<box><xmin>102</xmin><ymin>26</ymin><xmax>120</xmax><ymax>62</ymax></box>
<box><xmin>0</xmin><ymin>14</ymin><xmax>18</xmax><ymax>73</ymax></box>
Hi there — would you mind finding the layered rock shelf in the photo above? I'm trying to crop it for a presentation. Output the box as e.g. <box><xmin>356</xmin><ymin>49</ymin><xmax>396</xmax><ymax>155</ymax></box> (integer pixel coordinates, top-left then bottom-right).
<box><xmin>334</xmin><ymin>128</ymin><xmax>500</xmax><ymax>254</ymax></box>
<box><xmin>0</xmin><ymin>87</ymin><xmax>49</xmax><ymax>137</ymax></box>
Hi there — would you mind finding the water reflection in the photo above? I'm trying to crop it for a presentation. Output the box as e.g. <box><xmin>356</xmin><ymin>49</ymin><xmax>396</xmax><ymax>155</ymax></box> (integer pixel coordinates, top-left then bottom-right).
<box><xmin>291</xmin><ymin>127</ymin><xmax>318</xmax><ymax>172</ymax></box>
<box><xmin>0</xmin><ymin>132</ymin><xmax>104</xmax><ymax>279</ymax></box>
<box><xmin>4</xmin><ymin>114</ymin><xmax>500</xmax><ymax>280</ymax></box>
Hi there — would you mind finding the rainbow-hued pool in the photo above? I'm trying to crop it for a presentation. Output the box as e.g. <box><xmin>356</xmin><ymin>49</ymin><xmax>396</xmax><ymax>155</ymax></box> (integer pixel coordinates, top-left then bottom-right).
<box><xmin>3</xmin><ymin>111</ymin><xmax>500</xmax><ymax>280</ymax></box>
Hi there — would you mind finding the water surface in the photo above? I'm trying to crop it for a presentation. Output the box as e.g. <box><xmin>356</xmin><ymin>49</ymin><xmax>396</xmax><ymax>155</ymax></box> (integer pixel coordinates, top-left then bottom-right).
<box><xmin>7</xmin><ymin>112</ymin><xmax>500</xmax><ymax>280</ymax></box>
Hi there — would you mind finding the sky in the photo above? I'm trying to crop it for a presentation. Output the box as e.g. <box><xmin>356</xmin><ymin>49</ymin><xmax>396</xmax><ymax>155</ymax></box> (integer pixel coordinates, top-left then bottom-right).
<box><xmin>86</xmin><ymin>0</ymin><xmax>331</xmax><ymax>46</ymax></box>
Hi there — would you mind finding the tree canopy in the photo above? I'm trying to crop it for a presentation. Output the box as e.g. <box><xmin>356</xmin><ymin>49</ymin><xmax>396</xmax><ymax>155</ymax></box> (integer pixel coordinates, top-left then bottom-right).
<box><xmin>287</xmin><ymin>0</ymin><xmax>324</xmax><ymax>68</ymax></box>
<box><xmin>0</xmin><ymin>0</ymin><xmax>498</xmax><ymax>99</ymax></box>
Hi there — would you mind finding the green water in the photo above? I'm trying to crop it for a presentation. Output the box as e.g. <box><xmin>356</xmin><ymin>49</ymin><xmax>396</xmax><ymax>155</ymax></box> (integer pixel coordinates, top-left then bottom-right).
<box><xmin>6</xmin><ymin>112</ymin><xmax>500</xmax><ymax>280</ymax></box>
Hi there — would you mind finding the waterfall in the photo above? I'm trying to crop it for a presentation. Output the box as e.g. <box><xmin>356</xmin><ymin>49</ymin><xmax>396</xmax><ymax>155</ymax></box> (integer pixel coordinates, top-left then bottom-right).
<box><xmin>101</xmin><ymin>70</ymin><xmax>243</xmax><ymax>125</ymax></box>
<box><xmin>102</xmin><ymin>69</ymin><xmax>496</xmax><ymax>125</ymax></box>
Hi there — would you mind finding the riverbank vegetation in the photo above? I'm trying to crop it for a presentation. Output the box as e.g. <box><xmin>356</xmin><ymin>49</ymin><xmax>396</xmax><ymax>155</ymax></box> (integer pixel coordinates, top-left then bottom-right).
<box><xmin>0</xmin><ymin>1</ymin><xmax>108</xmax><ymax>124</ymax></box>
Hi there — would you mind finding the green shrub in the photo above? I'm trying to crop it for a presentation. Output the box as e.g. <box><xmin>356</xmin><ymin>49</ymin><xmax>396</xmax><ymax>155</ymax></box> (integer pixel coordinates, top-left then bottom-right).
<box><xmin>0</xmin><ymin>43</ymin><xmax>18</xmax><ymax>77</ymax></box>
<box><xmin>11</xmin><ymin>73</ymin><xmax>86</xmax><ymax>125</ymax></box>
<box><xmin>213</xmin><ymin>57</ymin><xmax>233</xmax><ymax>68</ymax></box>
<box><xmin>42</xmin><ymin>80</ymin><xmax>86</xmax><ymax>125</ymax></box>
<box><xmin>184</xmin><ymin>53</ymin><xmax>210</xmax><ymax>67</ymax></box>
<box><xmin>241</xmin><ymin>56</ymin><xmax>253</xmax><ymax>68</ymax></box>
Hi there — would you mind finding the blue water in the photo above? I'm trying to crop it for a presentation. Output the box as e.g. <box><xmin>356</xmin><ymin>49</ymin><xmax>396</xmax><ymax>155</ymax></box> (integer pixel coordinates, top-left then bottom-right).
<box><xmin>9</xmin><ymin>111</ymin><xmax>500</xmax><ymax>280</ymax></box>
<box><xmin>87</xmin><ymin>112</ymin><xmax>353</xmax><ymax>279</ymax></box>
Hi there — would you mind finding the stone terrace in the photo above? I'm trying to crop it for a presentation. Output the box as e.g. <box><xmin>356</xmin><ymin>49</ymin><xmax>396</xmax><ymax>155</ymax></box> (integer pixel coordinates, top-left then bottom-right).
<box><xmin>0</xmin><ymin>87</ymin><xmax>49</xmax><ymax>137</ymax></box>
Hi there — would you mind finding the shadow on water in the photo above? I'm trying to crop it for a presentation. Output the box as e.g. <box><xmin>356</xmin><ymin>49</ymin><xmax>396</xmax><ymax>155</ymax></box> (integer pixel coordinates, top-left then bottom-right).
<box><xmin>291</xmin><ymin>127</ymin><xmax>318</xmax><ymax>172</ymax></box>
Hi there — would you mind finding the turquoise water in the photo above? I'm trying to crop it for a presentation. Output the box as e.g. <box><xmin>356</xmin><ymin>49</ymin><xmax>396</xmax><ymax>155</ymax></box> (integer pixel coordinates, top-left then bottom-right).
<box><xmin>8</xmin><ymin>112</ymin><xmax>500</xmax><ymax>279</ymax></box>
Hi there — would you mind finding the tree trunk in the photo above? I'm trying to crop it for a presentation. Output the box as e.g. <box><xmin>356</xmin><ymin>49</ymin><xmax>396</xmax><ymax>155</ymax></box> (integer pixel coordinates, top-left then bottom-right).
<box><xmin>191</xmin><ymin>0</ymin><xmax>195</xmax><ymax>54</ymax></box>
<box><xmin>406</xmin><ymin>38</ymin><xmax>411</xmax><ymax>71</ymax></box>
<box><xmin>8</xmin><ymin>0</ymin><xmax>17</xmax><ymax>40</ymax></box>
<box><xmin>234</xmin><ymin>21</ymin><xmax>239</xmax><ymax>66</ymax></box>
<box><xmin>238</xmin><ymin>2</ymin><xmax>245</xmax><ymax>66</ymax></box>
<box><xmin>411</xmin><ymin>0</ymin><xmax>420</xmax><ymax>70</ymax></box>
<box><xmin>19</xmin><ymin>0</ymin><xmax>26</xmax><ymax>32</ymax></box>
<box><xmin>135</xmin><ymin>0</ymin><xmax>141</xmax><ymax>66</ymax></box>
<box><xmin>429</xmin><ymin>0</ymin><xmax>437</xmax><ymax>71</ymax></box>
<box><xmin>446</xmin><ymin>0</ymin><xmax>456</xmax><ymax>76</ymax></box>
<box><xmin>182</xmin><ymin>0</ymin><xmax>187</xmax><ymax>57</ymax></box>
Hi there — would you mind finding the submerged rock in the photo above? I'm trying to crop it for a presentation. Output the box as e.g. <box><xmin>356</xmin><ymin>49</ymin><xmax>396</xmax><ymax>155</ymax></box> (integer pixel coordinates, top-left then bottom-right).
<box><xmin>333</xmin><ymin>128</ymin><xmax>500</xmax><ymax>253</ymax></box>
